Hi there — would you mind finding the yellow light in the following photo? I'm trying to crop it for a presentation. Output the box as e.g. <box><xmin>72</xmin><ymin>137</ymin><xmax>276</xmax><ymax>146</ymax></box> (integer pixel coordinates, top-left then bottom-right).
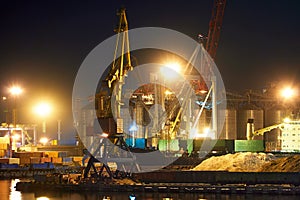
<box><xmin>101</xmin><ymin>132</ymin><xmax>109</xmax><ymax>138</ymax></box>
<box><xmin>283</xmin><ymin>117</ymin><xmax>291</xmax><ymax>123</ymax></box>
<box><xmin>39</xmin><ymin>137</ymin><xmax>49</xmax><ymax>145</ymax></box>
<box><xmin>164</xmin><ymin>90</ymin><xmax>173</xmax><ymax>96</ymax></box>
<box><xmin>159</xmin><ymin>61</ymin><xmax>182</xmax><ymax>80</ymax></box>
<box><xmin>34</xmin><ymin>102</ymin><xmax>52</xmax><ymax>117</ymax></box>
<box><xmin>9</xmin><ymin>86</ymin><xmax>23</xmax><ymax>96</ymax></box>
<box><xmin>12</xmin><ymin>134</ymin><xmax>21</xmax><ymax>140</ymax></box>
<box><xmin>203</xmin><ymin>127</ymin><xmax>211</xmax><ymax>134</ymax></box>
<box><xmin>165</xmin><ymin>62</ymin><xmax>181</xmax><ymax>73</ymax></box>
<box><xmin>281</xmin><ymin>87</ymin><xmax>295</xmax><ymax>99</ymax></box>
<box><xmin>37</xmin><ymin>197</ymin><xmax>50</xmax><ymax>200</ymax></box>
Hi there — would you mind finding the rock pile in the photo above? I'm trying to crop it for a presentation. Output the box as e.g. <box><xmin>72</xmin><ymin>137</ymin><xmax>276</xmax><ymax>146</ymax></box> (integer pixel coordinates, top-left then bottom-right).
<box><xmin>192</xmin><ymin>152</ymin><xmax>275</xmax><ymax>172</ymax></box>
<box><xmin>259</xmin><ymin>155</ymin><xmax>300</xmax><ymax>172</ymax></box>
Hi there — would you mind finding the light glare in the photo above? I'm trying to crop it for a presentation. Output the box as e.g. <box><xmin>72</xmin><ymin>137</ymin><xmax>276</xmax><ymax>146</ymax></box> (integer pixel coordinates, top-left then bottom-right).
<box><xmin>9</xmin><ymin>86</ymin><xmax>23</xmax><ymax>96</ymax></box>
<box><xmin>34</xmin><ymin>102</ymin><xmax>52</xmax><ymax>117</ymax></box>
<box><xmin>281</xmin><ymin>87</ymin><xmax>295</xmax><ymax>99</ymax></box>
<box><xmin>39</xmin><ymin>137</ymin><xmax>49</xmax><ymax>145</ymax></box>
<box><xmin>165</xmin><ymin>62</ymin><xmax>181</xmax><ymax>73</ymax></box>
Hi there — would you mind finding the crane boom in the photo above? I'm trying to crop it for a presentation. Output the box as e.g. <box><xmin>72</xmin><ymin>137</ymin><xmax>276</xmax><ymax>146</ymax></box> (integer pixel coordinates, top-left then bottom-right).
<box><xmin>247</xmin><ymin>118</ymin><xmax>284</xmax><ymax>140</ymax></box>
<box><xmin>252</xmin><ymin>124</ymin><xmax>284</xmax><ymax>137</ymax></box>
<box><xmin>96</xmin><ymin>8</ymin><xmax>133</xmax><ymax>133</ymax></box>
<box><xmin>205</xmin><ymin>0</ymin><xmax>226</xmax><ymax>59</ymax></box>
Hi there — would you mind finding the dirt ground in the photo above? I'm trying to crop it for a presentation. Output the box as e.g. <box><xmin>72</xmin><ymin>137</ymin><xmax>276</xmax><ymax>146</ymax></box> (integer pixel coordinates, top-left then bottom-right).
<box><xmin>192</xmin><ymin>152</ymin><xmax>300</xmax><ymax>172</ymax></box>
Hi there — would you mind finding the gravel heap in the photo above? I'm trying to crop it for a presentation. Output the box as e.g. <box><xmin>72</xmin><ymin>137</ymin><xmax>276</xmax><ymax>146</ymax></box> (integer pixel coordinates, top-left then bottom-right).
<box><xmin>259</xmin><ymin>155</ymin><xmax>300</xmax><ymax>172</ymax></box>
<box><xmin>192</xmin><ymin>152</ymin><xmax>275</xmax><ymax>172</ymax></box>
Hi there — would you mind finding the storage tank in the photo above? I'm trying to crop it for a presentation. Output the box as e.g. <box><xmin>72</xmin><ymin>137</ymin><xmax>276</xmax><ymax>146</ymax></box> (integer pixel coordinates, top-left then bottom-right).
<box><xmin>237</xmin><ymin>103</ymin><xmax>264</xmax><ymax>140</ymax></box>
<box><xmin>264</xmin><ymin>105</ymin><xmax>289</xmax><ymax>151</ymax></box>
<box><xmin>220</xmin><ymin>108</ymin><xmax>237</xmax><ymax>139</ymax></box>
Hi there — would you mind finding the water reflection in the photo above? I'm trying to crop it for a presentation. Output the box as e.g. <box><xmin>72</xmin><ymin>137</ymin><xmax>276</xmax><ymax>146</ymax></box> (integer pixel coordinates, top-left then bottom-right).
<box><xmin>1</xmin><ymin>179</ymin><xmax>300</xmax><ymax>200</ymax></box>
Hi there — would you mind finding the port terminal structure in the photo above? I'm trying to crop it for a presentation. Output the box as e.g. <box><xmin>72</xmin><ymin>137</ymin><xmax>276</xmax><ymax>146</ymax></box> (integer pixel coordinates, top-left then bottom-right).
<box><xmin>72</xmin><ymin>5</ymin><xmax>300</xmax><ymax>180</ymax></box>
<box><xmin>71</xmin><ymin>3</ymin><xmax>229</xmax><ymax>178</ymax></box>
<box><xmin>2</xmin><ymin>3</ymin><xmax>300</xmax><ymax>194</ymax></box>
<box><xmin>2</xmin><ymin>3</ymin><xmax>300</xmax><ymax>195</ymax></box>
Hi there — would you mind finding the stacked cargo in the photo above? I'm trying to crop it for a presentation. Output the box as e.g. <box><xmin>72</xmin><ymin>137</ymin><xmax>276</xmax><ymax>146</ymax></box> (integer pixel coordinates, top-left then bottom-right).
<box><xmin>62</xmin><ymin>157</ymin><xmax>72</xmax><ymax>165</ymax></box>
<box><xmin>0</xmin><ymin>158</ymin><xmax>20</xmax><ymax>165</ymax></box>
<box><xmin>51</xmin><ymin>157</ymin><xmax>62</xmax><ymax>164</ymax></box>
<box><xmin>14</xmin><ymin>152</ymin><xmax>44</xmax><ymax>166</ymax></box>
<box><xmin>40</xmin><ymin>157</ymin><xmax>51</xmax><ymax>163</ymax></box>
<box><xmin>30</xmin><ymin>157</ymin><xmax>41</xmax><ymax>164</ymax></box>
<box><xmin>44</xmin><ymin>151</ymin><xmax>58</xmax><ymax>158</ymax></box>
<box><xmin>0</xmin><ymin>137</ymin><xmax>9</xmax><ymax>157</ymax></box>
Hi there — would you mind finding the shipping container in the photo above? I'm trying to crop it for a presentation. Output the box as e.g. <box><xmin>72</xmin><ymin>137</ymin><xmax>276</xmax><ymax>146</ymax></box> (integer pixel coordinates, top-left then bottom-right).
<box><xmin>0</xmin><ymin>137</ymin><xmax>9</xmax><ymax>144</ymax></box>
<box><xmin>0</xmin><ymin>158</ymin><xmax>20</xmax><ymax>164</ymax></box>
<box><xmin>0</xmin><ymin>163</ymin><xmax>19</xmax><ymax>169</ymax></box>
<box><xmin>51</xmin><ymin>157</ymin><xmax>62</xmax><ymax>164</ymax></box>
<box><xmin>30</xmin><ymin>157</ymin><xmax>41</xmax><ymax>164</ymax></box>
<box><xmin>58</xmin><ymin>152</ymin><xmax>68</xmax><ymax>158</ymax></box>
<box><xmin>158</xmin><ymin>139</ymin><xmax>179</xmax><ymax>151</ymax></box>
<box><xmin>44</xmin><ymin>151</ymin><xmax>58</xmax><ymax>158</ymax></box>
<box><xmin>40</xmin><ymin>157</ymin><xmax>51</xmax><ymax>163</ymax></box>
<box><xmin>125</xmin><ymin>138</ymin><xmax>146</xmax><ymax>149</ymax></box>
<box><xmin>14</xmin><ymin>152</ymin><xmax>44</xmax><ymax>158</ymax></box>
<box><xmin>0</xmin><ymin>143</ymin><xmax>9</xmax><ymax>150</ymax></box>
<box><xmin>30</xmin><ymin>163</ymin><xmax>53</xmax><ymax>169</ymax></box>
<box><xmin>234</xmin><ymin>140</ymin><xmax>264</xmax><ymax>152</ymax></box>
<box><xmin>0</xmin><ymin>150</ymin><xmax>6</xmax><ymax>157</ymax></box>
<box><xmin>62</xmin><ymin>157</ymin><xmax>72</xmax><ymax>163</ymax></box>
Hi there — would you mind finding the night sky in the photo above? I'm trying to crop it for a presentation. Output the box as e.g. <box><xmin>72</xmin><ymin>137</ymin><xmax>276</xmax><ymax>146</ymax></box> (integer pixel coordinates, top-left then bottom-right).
<box><xmin>0</xmin><ymin>0</ymin><xmax>299</xmax><ymax>142</ymax></box>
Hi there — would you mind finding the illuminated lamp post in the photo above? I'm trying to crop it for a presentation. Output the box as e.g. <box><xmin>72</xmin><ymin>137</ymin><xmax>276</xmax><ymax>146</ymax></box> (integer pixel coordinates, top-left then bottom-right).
<box><xmin>9</xmin><ymin>86</ymin><xmax>23</xmax><ymax>128</ymax></box>
<box><xmin>8</xmin><ymin>86</ymin><xmax>23</xmax><ymax>157</ymax></box>
<box><xmin>34</xmin><ymin>102</ymin><xmax>52</xmax><ymax>145</ymax></box>
<box><xmin>280</xmin><ymin>87</ymin><xmax>296</xmax><ymax>100</ymax></box>
<box><xmin>280</xmin><ymin>86</ymin><xmax>298</xmax><ymax>119</ymax></box>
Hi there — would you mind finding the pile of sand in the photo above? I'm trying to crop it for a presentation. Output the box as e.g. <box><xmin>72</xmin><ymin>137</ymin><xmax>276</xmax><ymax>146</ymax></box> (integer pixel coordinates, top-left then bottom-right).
<box><xmin>259</xmin><ymin>155</ymin><xmax>300</xmax><ymax>172</ymax></box>
<box><xmin>192</xmin><ymin>152</ymin><xmax>275</xmax><ymax>172</ymax></box>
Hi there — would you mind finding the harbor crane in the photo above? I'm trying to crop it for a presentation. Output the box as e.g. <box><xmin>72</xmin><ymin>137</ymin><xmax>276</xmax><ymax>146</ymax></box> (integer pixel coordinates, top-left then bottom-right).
<box><xmin>84</xmin><ymin>8</ymin><xmax>140</xmax><ymax>180</ymax></box>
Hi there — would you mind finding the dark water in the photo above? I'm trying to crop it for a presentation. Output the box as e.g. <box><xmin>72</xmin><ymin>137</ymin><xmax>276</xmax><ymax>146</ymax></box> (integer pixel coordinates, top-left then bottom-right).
<box><xmin>1</xmin><ymin>179</ymin><xmax>299</xmax><ymax>200</ymax></box>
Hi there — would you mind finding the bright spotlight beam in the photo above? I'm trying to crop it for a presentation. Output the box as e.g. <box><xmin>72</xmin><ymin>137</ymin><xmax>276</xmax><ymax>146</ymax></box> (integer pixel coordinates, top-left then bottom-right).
<box><xmin>281</xmin><ymin>87</ymin><xmax>295</xmax><ymax>99</ymax></box>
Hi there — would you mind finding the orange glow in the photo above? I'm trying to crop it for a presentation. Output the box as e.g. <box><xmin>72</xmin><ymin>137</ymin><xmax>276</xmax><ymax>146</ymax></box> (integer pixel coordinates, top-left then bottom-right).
<box><xmin>34</xmin><ymin>102</ymin><xmax>52</xmax><ymax>117</ymax></box>
<box><xmin>280</xmin><ymin>87</ymin><xmax>296</xmax><ymax>99</ymax></box>
<box><xmin>9</xmin><ymin>86</ymin><xmax>23</xmax><ymax>96</ymax></box>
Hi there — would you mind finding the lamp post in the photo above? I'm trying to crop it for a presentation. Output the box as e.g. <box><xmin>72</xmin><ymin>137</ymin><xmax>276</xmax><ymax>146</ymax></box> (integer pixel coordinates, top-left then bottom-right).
<box><xmin>280</xmin><ymin>87</ymin><xmax>296</xmax><ymax>100</ymax></box>
<box><xmin>8</xmin><ymin>86</ymin><xmax>23</xmax><ymax>157</ymax></box>
<box><xmin>9</xmin><ymin>86</ymin><xmax>23</xmax><ymax>127</ymax></box>
<box><xmin>34</xmin><ymin>102</ymin><xmax>52</xmax><ymax>145</ymax></box>
<box><xmin>280</xmin><ymin>86</ymin><xmax>298</xmax><ymax>118</ymax></box>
